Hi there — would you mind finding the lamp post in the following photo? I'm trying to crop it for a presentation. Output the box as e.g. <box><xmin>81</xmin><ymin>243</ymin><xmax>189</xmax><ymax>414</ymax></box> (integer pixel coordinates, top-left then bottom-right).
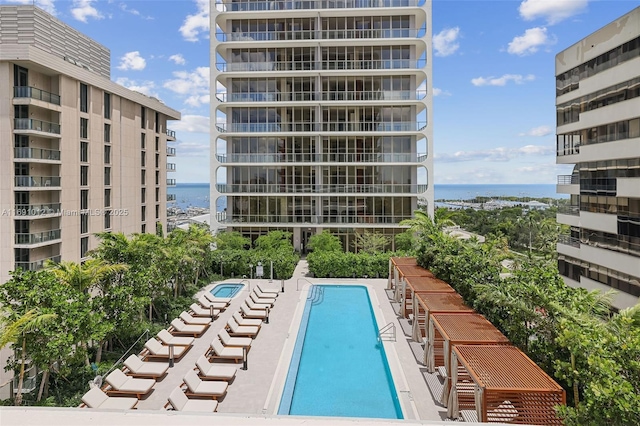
<box><xmin>249</xmin><ymin>264</ymin><xmax>253</xmax><ymax>280</ymax></box>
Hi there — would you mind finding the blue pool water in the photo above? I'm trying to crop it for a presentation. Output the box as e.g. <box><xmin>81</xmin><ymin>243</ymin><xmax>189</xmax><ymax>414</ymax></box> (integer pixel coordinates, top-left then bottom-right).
<box><xmin>278</xmin><ymin>285</ymin><xmax>403</xmax><ymax>419</ymax></box>
<box><xmin>210</xmin><ymin>283</ymin><xmax>244</xmax><ymax>298</ymax></box>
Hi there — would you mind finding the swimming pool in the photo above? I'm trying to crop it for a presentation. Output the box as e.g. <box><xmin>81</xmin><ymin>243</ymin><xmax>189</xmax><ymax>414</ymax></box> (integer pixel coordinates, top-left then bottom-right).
<box><xmin>210</xmin><ymin>283</ymin><xmax>244</xmax><ymax>298</ymax></box>
<box><xmin>278</xmin><ymin>285</ymin><xmax>403</xmax><ymax>419</ymax></box>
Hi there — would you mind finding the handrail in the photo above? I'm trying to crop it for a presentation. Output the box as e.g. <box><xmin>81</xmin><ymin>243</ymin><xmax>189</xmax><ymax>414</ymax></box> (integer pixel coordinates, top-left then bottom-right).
<box><xmin>378</xmin><ymin>322</ymin><xmax>396</xmax><ymax>342</ymax></box>
<box><xmin>297</xmin><ymin>277</ymin><xmax>314</xmax><ymax>291</ymax></box>
<box><xmin>100</xmin><ymin>328</ymin><xmax>150</xmax><ymax>381</ymax></box>
<box><xmin>239</xmin><ymin>279</ymin><xmax>251</xmax><ymax>293</ymax></box>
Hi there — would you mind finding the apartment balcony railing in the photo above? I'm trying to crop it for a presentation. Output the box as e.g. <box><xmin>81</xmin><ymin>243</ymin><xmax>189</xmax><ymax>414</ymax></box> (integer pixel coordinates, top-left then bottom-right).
<box><xmin>167</xmin><ymin>179</ymin><xmax>177</xmax><ymax>186</ymax></box>
<box><xmin>166</xmin><ymin>129</ymin><xmax>176</xmax><ymax>139</ymax></box>
<box><xmin>580</xmin><ymin>232</ymin><xmax>640</xmax><ymax>258</ymax></box>
<box><xmin>216</xmin><ymin>183</ymin><xmax>427</xmax><ymax>193</ymax></box>
<box><xmin>217</xmin><ymin>0</ymin><xmax>423</xmax><ymax>12</ymax></box>
<box><xmin>14</xmin><ymin>118</ymin><xmax>61</xmax><ymax>135</ymax></box>
<box><xmin>216</xmin><ymin>58</ymin><xmax>425</xmax><ymax>72</ymax></box>
<box><xmin>14</xmin><ymin>203</ymin><xmax>62</xmax><ymax>217</ymax></box>
<box><xmin>167</xmin><ymin>163</ymin><xmax>177</xmax><ymax>172</ymax></box>
<box><xmin>166</xmin><ymin>147</ymin><xmax>176</xmax><ymax>156</ymax></box>
<box><xmin>15</xmin><ymin>229</ymin><xmax>62</xmax><ymax>245</ymax></box>
<box><xmin>558</xmin><ymin>205</ymin><xmax>580</xmax><ymax>216</ymax></box>
<box><xmin>216</xmin><ymin>152</ymin><xmax>426</xmax><ymax>163</ymax></box>
<box><xmin>216</xmin><ymin>90</ymin><xmax>426</xmax><ymax>102</ymax></box>
<box><xmin>220</xmin><ymin>214</ymin><xmax>410</xmax><ymax>224</ymax></box>
<box><xmin>14</xmin><ymin>176</ymin><xmax>61</xmax><ymax>188</ymax></box>
<box><xmin>14</xmin><ymin>147</ymin><xmax>61</xmax><ymax>161</ymax></box>
<box><xmin>557</xmin><ymin>175</ymin><xmax>579</xmax><ymax>185</ymax></box>
<box><xmin>216</xmin><ymin>121</ymin><xmax>426</xmax><ymax>133</ymax></box>
<box><xmin>167</xmin><ymin>194</ymin><xmax>177</xmax><ymax>202</ymax></box>
<box><xmin>15</xmin><ymin>255</ymin><xmax>61</xmax><ymax>272</ymax></box>
<box><xmin>558</xmin><ymin>234</ymin><xmax>580</xmax><ymax>248</ymax></box>
<box><xmin>14</xmin><ymin>86</ymin><xmax>61</xmax><ymax>105</ymax></box>
<box><xmin>216</xmin><ymin>28</ymin><xmax>422</xmax><ymax>42</ymax></box>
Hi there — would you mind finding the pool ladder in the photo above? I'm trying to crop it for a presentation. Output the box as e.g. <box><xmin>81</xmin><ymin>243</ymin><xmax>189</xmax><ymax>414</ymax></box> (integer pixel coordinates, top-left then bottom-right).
<box><xmin>378</xmin><ymin>322</ymin><xmax>396</xmax><ymax>342</ymax></box>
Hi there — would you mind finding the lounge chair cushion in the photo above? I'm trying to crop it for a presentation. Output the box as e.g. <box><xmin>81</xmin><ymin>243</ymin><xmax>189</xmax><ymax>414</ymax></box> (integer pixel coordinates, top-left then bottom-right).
<box><xmin>82</xmin><ymin>387</ymin><xmax>137</xmax><ymax>410</ymax></box>
<box><xmin>124</xmin><ymin>355</ymin><xmax>169</xmax><ymax>377</ymax></box>
<box><xmin>169</xmin><ymin>387</ymin><xmax>218</xmax><ymax>412</ymax></box>
<box><xmin>144</xmin><ymin>338</ymin><xmax>187</xmax><ymax>358</ymax></box>
<box><xmin>219</xmin><ymin>328</ymin><xmax>252</xmax><ymax>348</ymax></box>
<box><xmin>105</xmin><ymin>369</ymin><xmax>155</xmax><ymax>395</ymax></box>
<box><xmin>184</xmin><ymin>370</ymin><xmax>228</xmax><ymax>397</ymax></box>
<box><xmin>157</xmin><ymin>329</ymin><xmax>195</xmax><ymax>346</ymax></box>
<box><xmin>198</xmin><ymin>295</ymin><xmax>226</xmax><ymax>310</ymax></box>
<box><xmin>180</xmin><ymin>311</ymin><xmax>211</xmax><ymax>325</ymax></box>
<box><xmin>171</xmin><ymin>318</ymin><xmax>206</xmax><ymax>335</ymax></box>
<box><xmin>233</xmin><ymin>311</ymin><xmax>262</xmax><ymax>327</ymax></box>
<box><xmin>195</xmin><ymin>355</ymin><xmax>237</xmax><ymax>380</ymax></box>
<box><xmin>250</xmin><ymin>292</ymin><xmax>275</xmax><ymax>306</ymax></box>
<box><xmin>204</xmin><ymin>292</ymin><xmax>232</xmax><ymax>304</ymax></box>
<box><xmin>241</xmin><ymin>303</ymin><xmax>267</xmax><ymax>319</ymax></box>
<box><xmin>190</xmin><ymin>303</ymin><xmax>219</xmax><ymax>318</ymax></box>
<box><xmin>210</xmin><ymin>339</ymin><xmax>244</xmax><ymax>359</ymax></box>
<box><xmin>257</xmin><ymin>283</ymin><xmax>279</xmax><ymax>295</ymax></box>
<box><xmin>246</xmin><ymin>298</ymin><xmax>270</xmax><ymax>310</ymax></box>
<box><xmin>228</xmin><ymin>317</ymin><xmax>259</xmax><ymax>336</ymax></box>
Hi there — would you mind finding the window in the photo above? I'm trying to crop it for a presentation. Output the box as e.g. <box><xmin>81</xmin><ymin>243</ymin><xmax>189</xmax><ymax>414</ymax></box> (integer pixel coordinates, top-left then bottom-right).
<box><xmin>104</xmin><ymin>145</ymin><xmax>111</xmax><ymax>164</ymax></box>
<box><xmin>141</xmin><ymin>187</ymin><xmax>146</xmax><ymax>203</ymax></box>
<box><xmin>141</xmin><ymin>133</ymin><xmax>146</xmax><ymax>149</ymax></box>
<box><xmin>104</xmin><ymin>123</ymin><xmax>111</xmax><ymax>142</ymax></box>
<box><xmin>81</xmin><ymin>189</ymin><xmax>89</xmax><ymax>210</ymax></box>
<box><xmin>104</xmin><ymin>167</ymin><xmax>111</xmax><ymax>186</ymax></box>
<box><xmin>141</xmin><ymin>170</ymin><xmax>146</xmax><ymax>185</ymax></box>
<box><xmin>81</xmin><ymin>237</ymin><xmax>89</xmax><ymax>258</ymax></box>
<box><xmin>104</xmin><ymin>210</ymin><xmax>111</xmax><ymax>229</ymax></box>
<box><xmin>104</xmin><ymin>92</ymin><xmax>111</xmax><ymax>119</ymax></box>
<box><xmin>141</xmin><ymin>205</ymin><xmax>146</xmax><ymax>220</ymax></box>
<box><xmin>80</xmin><ymin>166</ymin><xmax>89</xmax><ymax>186</ymax></box>
<box><xmin>81</xmin><ymin>213</ymin><xmax>89</xmax><ymax>234</ymax></box>
<box><xmin>80</xmin><ymin>142</ymin><xmax>88</xmax><ymax>162</ymax></box>
<box><xmin>105</xmin><ymin>188</ymin><xmax>111</xmax><ymax>207</ymax></box>
<box><xmin>141</xmin><ymin>224</ymin><xmax>146</xmax><ymax>233</ymax></box>
<box><xmin>141</xmin><ymin>106</ymin><xmax>146</xmax><ymax>128</ymax></box>
<box><xmin>155</xmin><ymin>111</ymin><xmax>160</xmax><ymax>132</ymax></box>
<box><xmin>141</xmin><ymin>151</ymin><xmax>146</xmax><ymax>167</ymax></box>
<box><xmin>155</xmin><ymin>187</ymin><xmax>160</xmax><ymax>202</ymax></box>
<box><xmin>155</xmin><ymin>137</ymin><xmax>159</xmax><ymax>151</ymax></box>
<box><xmin>155</xmin><ymin>170</ymin><xmax>159</xmax><ymax>185</ymax></box>
<box><xmin>80</xmin><ymin>118</ymin><xmax>88</xmax><ymax>139</ymax></box>
<box><xmin>155</xmin><ymin>153</ymin><xmax>160</xmax><ymax>168</ymax></box>
<box><xmin>80</xmin><ymin>83</ymin><xmax>88</xmax><ymax>113</ymax></box>
<box><xmin>155</xmin><ymin>204</ymin><xmax>160</xmax><ymax>219</ymax></box>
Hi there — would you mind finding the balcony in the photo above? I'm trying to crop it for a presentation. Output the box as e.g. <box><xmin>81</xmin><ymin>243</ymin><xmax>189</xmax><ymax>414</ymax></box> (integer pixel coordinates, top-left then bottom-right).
<box><xmin>557</xmin><ymin>175</ymin><xmax>579</xmax><ymax>185</ymax></box>
<box><xmin>14</xmin><ymin>118</ymin><xmax>61</xmax><ymax>135</ymax></box>
<box><xmin>14</xmin><ymin>203</ymin><xmax>62</xmax><ymax>218</ymax></box>
<box><xmin>15</xmin><ymin>255</ymin><xmax>61</xmax><ymax>272</ymax></box>
<box><xmin>216</xmin><ymin>0</ymin><xmax>422</xmax><ymax>12</ymax></box>
<box><xmin>220</xmin><ymin>214</ymin><xmax>410</xmax><ymax>224</ymax></box>
<box><xmin>15</xmin><ymin>176</ymin><xmax>61</xmax><ymax>188</ymax></box>
<box><xmin>166</xmin><ymin>147</ymin><xmax>176</xmax><ymax>156</ymax></box>
<box><xmin>216</xmin><ymin>183</ymin><xmax>427</xmax><ymax>194</ymax></box>
<box><xmin>558</xmin><ymin>234</ymin><xmax>580</xmax><ymax>248</ymax></box>
<box><xmin>216</xmin><ymin>28</ymin><xmax>422</xmax><ymax>42</ymax></box>
<box><xmin>167</xmin><ymin>179</ymin><xmax>177</xmax><ymax>187</ymax></box>
<box><xmin>216</xmin><ymin>121</ymin><xmax>426</xmax><ymax>133</ymax></box>
<box><xmin>166</xmin><ymin>129</ymin><xmax>176</xmax><ymax>140</ymax></box>
<box><xmin>167</xmin><ymin>194</ymin><xmax>177</xmax><ymax>202</ymax></box>
<box><xmin>216</xmin><ymin>58</ymin><xmax>425</xmax><ymax>72</ymax></box>
<box><xmin>14</xmin><ymin>147</ymin><xmax>61</xmax><ymax>162</ymax></box>
<box><xmin>216</xmin><ymin>152</ymin><xmax>426</xmax><ymax>163</ymax></box>
<box><xmin>167</xmin><ymin>163</ymin><xmax>177</xmax><ymax>172</ymax></box>
<box><xmin>15</xmin><ymin>229</ymin><xmax>62</xmax><ymax>246</ymax></box>
<box><xmin>217</xmin><ymin>90</ymin><xmax>426</xmax><ymax>103</ymax></box>
<box><xmin>558</xmin><ymin>205</ymin><xmax>580</xmax><ymax>216</ymax></box>
<box><xmin>14</xmin><ymin>86</ymin><xmax>61</xmax><ymax>105</ymax></box>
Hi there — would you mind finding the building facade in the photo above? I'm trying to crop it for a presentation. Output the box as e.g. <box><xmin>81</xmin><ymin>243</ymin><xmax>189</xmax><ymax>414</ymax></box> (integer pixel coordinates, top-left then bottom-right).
<box><xmin>210</xmin><ymin>0</ymin><xmax>433</xmax><ymax>251</ymax></box>
<box><xmin>556</xmin><ymin>6</ymin><xmax>640</xmax><ymax>310</ymax></box>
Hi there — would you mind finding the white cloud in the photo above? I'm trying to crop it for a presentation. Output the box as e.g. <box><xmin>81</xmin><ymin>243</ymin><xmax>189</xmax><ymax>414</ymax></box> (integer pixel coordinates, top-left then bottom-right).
<box><xmin>115</xmin><ymin>77</ymin><xmax>159</xmax><ymax>98</ymax></box>
<box><xmin>519</xmin><ymin>125</ymin><xmax>552</xmax><ymax>137</ymax></box>
<box><xmin>169</xmin><ymin>54</ymin><xmax>186</xmax><ymax>65</ymax></box>
<box><xmin>171</xmin><ymin>114</ymin><xmax>210</xmax><ymax>134</ymax></box>
<box><xmin>117</xmin><ymin>51</ymin><xmax>146</xmax><ymax>71</ymax></box>
<box><xmin>435</xmin><ymin>144</ymin><xmax>554</xmax><ymax>163</ymax></box>
<box><xmin>471</xmin><ymin>74</ymin><xmax>535</xmax><ymax>86</ymax></box>
<box><xmin>119</xmin><ymin>2</ymin><xmax>153</xmax><ymax>19</ymax></box>
<box><xmin>433</xmin><ymin>27</ymin><xmax>461</xmax><ymax>57</ymax></box>
<box><xmin>508</xmin><ymin>27</ymin><xmax>555</xmax><ymax>56</ymax></box>
<box><xmin>164</xmin><ymin>67</ymin><xmax>210</xmax><ymax>106</ymax></box>
<box><xmin>6</xmin><ymin>0</ymin><xmax>56</xmax><ymax>15</ymax></box>
<box><xmin>70</xmin><ymin>0</ymin><xmax>103</xmax><ymax>23</ymax></box>
<box><xmin>180</xmin><ymin>0</ymin><xmax>210</xmax><ymax>42</ymax></box>
<box><xmin>433</xmin><ymin>88</ymin><xmax>451</xmax><ymax>97</ymax></box>
<box><xmin>519</xmin><ymin>0</ymin><xmax>589</xmax><ymax>25</ymax></box>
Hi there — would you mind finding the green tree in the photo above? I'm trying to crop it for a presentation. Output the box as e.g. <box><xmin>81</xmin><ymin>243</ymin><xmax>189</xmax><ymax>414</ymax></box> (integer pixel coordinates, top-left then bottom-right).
<box><xmin>307</xmin><ymin>230</ymin><xmax>343</xmax><ymax>252</ymax></box>
<box><xmin>215</xmin><ymin>230</ymin><xmax>250</xmax><ymax>250</ymax></box>
<box><xmin>352</xmin><ymin>230</ymin><xmax>390</xmax><ymax>253</ymax></box>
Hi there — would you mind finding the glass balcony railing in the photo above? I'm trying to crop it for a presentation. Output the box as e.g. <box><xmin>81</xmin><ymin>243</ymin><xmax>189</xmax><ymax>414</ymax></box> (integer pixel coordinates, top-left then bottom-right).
<box><xmin>558</xmin><ymin>234</ymin><xmax>580</xmax><ymax>248</ymax></box>
<box><xmin>216</xmin><ymin>58</ymin><xmax>425</xmax><ymax>72</ymax></box>
<box><xmin>220</xmin><ymin>214</ymin><xmax>411</xmax><ymax>224</ymax></box>
<box><xmin>14</xmin><ymin>203</ymin><xmax>62</xmax><ymax>216</ymax></box>
<box><xmin>217</xmin><ymin>0</ymin><xmax>423</xmax><ymax>12</ymax></box>
<box><xmin>14</xmin><ymin>86</ymin><xmax>61</xmax><ymax>105</ymax></box>
<box><xmin>216</xmin><ymin>121</ymin><xmax>426</xmax><ymax>133</ymax></box>
<box><xmin>167</xmin><ymin>194</ymin><xmax>177</xmax><ymax>202</ymax></box>
<box><xmin>167</xmin><ymin>163</ymin><xmax>177</xmax><ymax>172</ymax></box>
<box><xmin>167</xmin><ymin>179</ymin><xmax>177</xmax><ymax>186</ymax></box>
<box><xmin>15</xmin><ymin>255</ymin><xmax>61</xmax><ymax>272</ymax></box>
<box><xmin>216</xmin><ymin>183</ymin><xmax>427</xmax><ymax>193</ymax></box>
<box><xmin>15</xmin><ymin>229</ymin><xmax>62</xmax><ymax>245</ymax></box>
<box><xmin>216</xmin><ymin>28</ymin><xmax>423</xmax><ymax>42</ymax></box>
<box><xmin>558</xmin><ymin>205</ymin><xmax>580</xmax><ymax>216</ymax></box>
<box><xmin>14</xmin><ymin>147</ymin><xmax>61</xmax><ymax>161</ymax></box>
<box><xmin>166</xmin><ymin>129</ymin><xmax>176</xmax><ymax>139</ymax></box>
<box><xmin>557</xmin><ymin>175</ymin><xmax>579</xmax><ymax>185</ymax></box>
<box><xmin>14</xmin><ymin>118</ymin><xmax>61</xmax><ymax>134</ymax></box>
<box><xmin>14</xmin><ymin>176</ymin><xmax>61</xmax><ymax>188</ymax></box>
<box><xmin>216</xmin><ymin>152</ymin><xmax>426</xmax><ymax>163</ymax></box>
<box><xmin>217</xmin><ymin>90</ymin><xmax>427</xmax><ymax>102</ymax></box>
<box><xmin>166</xmin><ymin>147</ymin><xmax>176</xmax><ymax>156</ymax></box>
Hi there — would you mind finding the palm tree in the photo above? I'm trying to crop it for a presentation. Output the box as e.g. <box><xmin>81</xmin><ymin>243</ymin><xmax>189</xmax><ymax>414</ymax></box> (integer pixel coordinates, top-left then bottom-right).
<box><xmin>47</xmin><ymin>259</ymin><xmax>127</xmax><ymax>293</ymax></box>
<box><xmin>0</xmin><ymin>308</ymin><xmax>56</xmax><ymax>405</ymax></box>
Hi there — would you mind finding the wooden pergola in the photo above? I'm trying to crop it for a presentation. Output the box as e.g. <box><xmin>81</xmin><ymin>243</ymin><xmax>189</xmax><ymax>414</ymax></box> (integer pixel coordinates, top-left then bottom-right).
<box><xmin>425</xmin><ymin>313</ymin><xmax>510</xmax><ymax>406</ymax></box>
<box><xmin>411</xmin><ymin>292</ymin><xmax>474</xmax><ymax>343</ymax></box>
<box><xmin>449</xmin><ymin>345</ymin><xmax>566</xmax><ymax>425</ymax></box>
<box><xmin>394</xmin><ymin>263</ymin><xmax>434</xmax><ymax>303</ymax></box>
<box><xmin>400</xmin><ymin>275</ymin><xmax>454</xmax><ymax>318</ymax></box>
<box><xmin>387</xmin><ymin>256</ymin><xmax>417</xmax><ymax>290</ymax></box>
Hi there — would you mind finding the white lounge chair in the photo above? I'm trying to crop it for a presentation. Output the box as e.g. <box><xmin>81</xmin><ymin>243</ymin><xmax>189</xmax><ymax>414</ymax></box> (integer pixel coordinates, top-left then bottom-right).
<box><xmin>82</xmin><ymin>387</ymin><xmax>138</xmax><ymax>410</ymax></box>
<box><xmin>250</xmin><ymin>291</ymin><xmax>275</xmax><ymax>306</ymax></box>
<box><xmin>210</xmin><ymin>339</ymin><xmax>244</xmax><ymax>362</ymax></box>
<box><xmin>204</xmin><ymin>292</ymin><xmax>232</xmax><ymax>305</ymax></box>
<box><xmin>256</xmin><ymin>283</ymin><xmax>279</xmax><ymax>297</ymax></box>
<box><xmin>157</xmin><ymin>329</ymin><xmax>194</xmax><ymax>347</ymax></box>
<box><xmin>227</xmin><ymin>317</ymin><xmax>259</xmax><ymax>338</ymax></box>
<box><xmin>183</xmin><ymin>370</ymin><xmax>228</xmax><ymax>399</ymax></box>
<box><xmin>105</xmin><ymin>369</ymin><xmax>155</xmax><ymax>398</ymax></box>
<box><xmin>240</xmin><ymin>302</ymin><xmax>267</xmax><ymax>319</ymax></box>
<box><xmin>198</xmin><ymin>295</ymin><xmax>227</xmax><ymax>311</ymax></box>
<box><xmin>218</xmin><ymin>328</ymin><xmax>252</xmax><ymax>349</ymax></box>
<box><xmin>143</xmin><ymin>338</ymin><xmax>188</xmax><ymax>361</ymax></box>
<box><xmin>170</xmin><ymin>318</ymin><xmax>208</xmax><ymax>337</ymax></box>
<box><xmin>195</xmin><ymin>355</ymin><xmax>237</xmax><ymax>381</ymax></box>
<box><xmin>233</xmin><ymin>311</ymin><xmax>262</xmax><ymax>327</ymax></box>
<box><xmin>123</xmin><ymin>355</ymin><xmax>169</xmax><ymax>379</ymax></box>
<box><xmin>245</xmin><ymin>297</ymin><xmax>270</xmax><ymax>311</ymax></box>
<box><xmin>179</xmin><ymin>311</ymin><xmax>211</xmax><ymax>326</ymax></box>
<box><xmin>167</xmin><ymin>387</ymin><xmax>218</xmax><ymax>412</ymax></box>
<box><xmin>190</xmin><ymin>303</ymin><xmax>219</xmax><ymax>318</ymax></box>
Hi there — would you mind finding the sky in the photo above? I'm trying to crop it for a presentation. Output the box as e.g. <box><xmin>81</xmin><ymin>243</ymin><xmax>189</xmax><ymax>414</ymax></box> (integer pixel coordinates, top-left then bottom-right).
<box><xmin>3</xmin><ymin>0</ymin><xmax>637</xmax><ymax>184</ymax></box>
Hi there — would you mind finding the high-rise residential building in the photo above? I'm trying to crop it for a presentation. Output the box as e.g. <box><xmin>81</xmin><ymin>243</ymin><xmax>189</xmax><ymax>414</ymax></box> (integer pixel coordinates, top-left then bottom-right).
<box><xmin>211</xmin><ymin>0</ymin><xmax>433</xmax><ymax>251</ymax></box>
<box><xmin>0</xmin><ymin>5</ymin><xmax>180</xmax><ymax>286</ymax></box>
<box><xmin>555</xmin><ymin>6</ymin><xmax>640</xmax><ymax>311</ymax></box>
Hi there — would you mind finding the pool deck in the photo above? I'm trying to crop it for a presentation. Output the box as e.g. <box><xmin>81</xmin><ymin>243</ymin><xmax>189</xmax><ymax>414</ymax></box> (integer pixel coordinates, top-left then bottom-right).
<box><xmin>57</xmin><ymin>259</ymin><xmax>495</xmax><ymax>425</ymax></box>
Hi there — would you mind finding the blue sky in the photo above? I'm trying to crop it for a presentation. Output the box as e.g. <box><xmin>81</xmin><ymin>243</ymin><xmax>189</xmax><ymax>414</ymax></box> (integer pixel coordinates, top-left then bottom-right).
<box><xmin>4</xmin><ymin>0</ymin><xmax>637</xmax><ymax>184</ymax></box>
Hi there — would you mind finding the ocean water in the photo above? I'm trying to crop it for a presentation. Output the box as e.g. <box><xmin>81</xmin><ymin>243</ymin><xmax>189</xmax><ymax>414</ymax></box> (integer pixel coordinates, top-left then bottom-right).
<box><xmin>170</xmin><ymin>183</ymin><xmax>565</xmax><ymax>211</ymax></box>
